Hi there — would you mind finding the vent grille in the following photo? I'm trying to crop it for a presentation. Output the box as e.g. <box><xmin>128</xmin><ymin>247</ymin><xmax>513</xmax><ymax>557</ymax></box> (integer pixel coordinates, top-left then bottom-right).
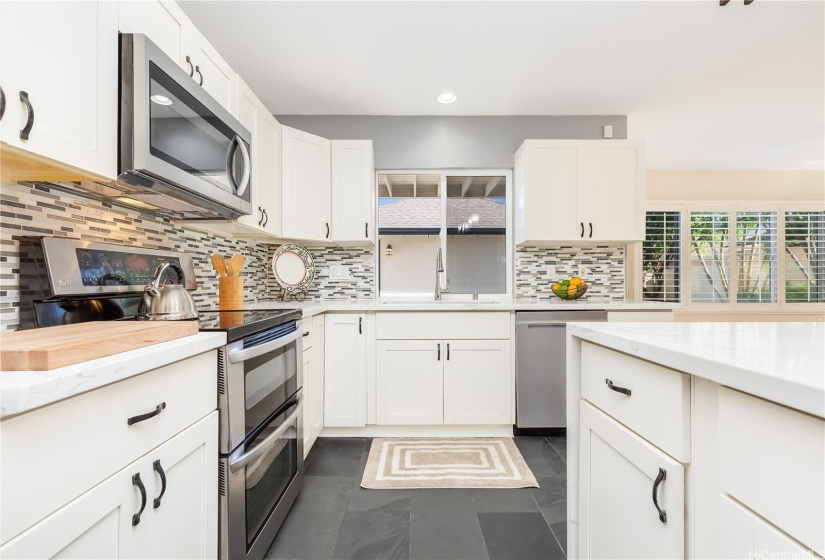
<box><xmin>219</xmin><ymin>462</ymin><xmax>227</xmax><ymax>496</ymax></box>
<box><xmin>217</xmin><ymin>349</ymin><xmax>226</xmax><ymax>395</ymax></box>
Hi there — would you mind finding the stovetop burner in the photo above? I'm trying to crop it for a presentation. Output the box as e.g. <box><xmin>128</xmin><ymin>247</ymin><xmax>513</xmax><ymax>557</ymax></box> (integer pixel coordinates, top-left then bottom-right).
<box><xmin>197</xmin><ymin>308</ymin><xmax>302</xmax><ymax>342</ymax></box>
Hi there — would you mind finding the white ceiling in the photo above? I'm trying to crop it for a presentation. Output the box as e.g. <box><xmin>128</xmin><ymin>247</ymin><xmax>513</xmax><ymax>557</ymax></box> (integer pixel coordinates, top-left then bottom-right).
<box><xmin>179</xmin><ymin>1</ymin><xmax>825</xmax><ymax>170</ymax></box>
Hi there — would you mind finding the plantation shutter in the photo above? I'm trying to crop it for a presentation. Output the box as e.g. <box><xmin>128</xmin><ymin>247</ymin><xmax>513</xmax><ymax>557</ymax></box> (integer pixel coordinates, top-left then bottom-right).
<box><xmin>690</xmin><ymin>212</ymin><xmax>731</xmax><ymax>303</ymax></box>
<box><xmin>785</xmin><ymin>211</ymin><xmax>825</xmax><ymax>303</ymax></box>
<box><xmin>736</xmin><ymin>212</ymin><xmax>778</xmax><ymax>303</ymax></box>
<box><xmin>643</xmin><ymin>211</ymin><xmax>681</xmax><ymax>302</ymax></box>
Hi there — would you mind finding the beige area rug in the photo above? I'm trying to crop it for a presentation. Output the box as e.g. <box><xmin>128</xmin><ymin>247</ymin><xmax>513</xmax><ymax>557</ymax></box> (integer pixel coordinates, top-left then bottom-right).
<box><xmin>361</xmin><ymin>438</ymin><xmax>539</xmax><ymax>489</ymax></box>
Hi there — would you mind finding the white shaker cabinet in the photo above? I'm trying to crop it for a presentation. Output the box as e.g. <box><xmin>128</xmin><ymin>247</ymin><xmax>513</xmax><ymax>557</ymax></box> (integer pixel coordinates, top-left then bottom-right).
<box><xmin>578</xmin><ymin>402</ymin><xmax>684</xmax><ymax>560</ymax></box>
<box><xmin>0</xmin><ymin>0</ymin><xmax>118</xmax><ymax>178</ymax></box>
<box><xmin>331</xmin><ymin>140</ymin><xmax>375</xmax><ymax>245</ymax></box>
<box><xmin>377</xmin><ymin>340</ymin><xmax>444</xmax><ymax>425</ymax></box>
<box><xmin>719</xmin><ymin>495</ymin><xmax>812</xmax><ymax>559</ymax></box>
<box><xmin>0</xmin><ymin>413</ymin><xmax>218</xmax><ymax>560</ymax></box>
<box><xmin>302</xmin><ymin>314</ymin><xmax>326</xmax><ymax>457</ymax></box>
<box><xmin>182</xmin><ymin>25</ymin><xmax>234</xmax><ymax>112</ymax></box>
<box><xmin>514</xmin><ymin>140</ymin><xmax>645</xmax><ymax>245</ymax></box>
<box><xmin>281</xmin><ymin>126</ymin><xmax>332</xmax><ymax>242</ymax></box>
<box><xmin>324</xmin><ymin>313</ymin><xmax>367</xmax><ymax>427</ymax></box>
<box><xmin>443</xmin><ymin>340</ymin><xmax>511</xmax><ymax>425</ymax></box>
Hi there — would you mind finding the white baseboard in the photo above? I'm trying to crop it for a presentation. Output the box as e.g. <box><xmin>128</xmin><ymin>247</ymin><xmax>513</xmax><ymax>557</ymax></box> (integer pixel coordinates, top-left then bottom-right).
<box><xmin>319</xmin><ymin>425</ymin><xmax>515</xmax><ymax>438</ymax></box>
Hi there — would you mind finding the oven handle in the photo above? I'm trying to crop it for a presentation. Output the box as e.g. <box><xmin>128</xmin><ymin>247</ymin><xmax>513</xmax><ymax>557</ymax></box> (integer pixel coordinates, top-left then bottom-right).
<box><xmin>228</xmin><ymin>397</ymin><xmax>303</xmax><ymax>473</ymax></box>
<box><xmin>227</xmin><ymin>327</ymin><xmax>302</xmax><ymax>364</ymax></box>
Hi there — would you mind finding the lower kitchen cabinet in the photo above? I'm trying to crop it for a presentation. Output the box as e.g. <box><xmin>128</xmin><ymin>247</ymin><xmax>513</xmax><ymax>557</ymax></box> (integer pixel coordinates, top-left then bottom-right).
<box><xmin>719</xmin><ymin>495</ymin><xmax>811</xmax><ymax>559</ymax></box>
<box><xmin>376</xmin><ymin>338</ymin><xmax>510</xmax><ymax>426</ymax></box>
<box><xmin>377</xmin><ymin>340</ymin><xmax>444</xmax><ymax>425</ymax></box>
<box><xmin>303</xmin><ymin>314</ymin><xmax>325</xmax><ymax>457</ymax></box>
<box><xmin>444</xmin><ymin>340</ymin><xmax>510</xmax><ymax>425</ymax></box>
<box><xmin>0</xmin><ymin>412</ymin><xmax>218</xmax><ymax>559</ymax></box>
<box><xmin>324</xmin><ymin>313</ymin><xmax>366</xmax><ymax>427</ymax></box>
<box><xmin>578</xmin><ymin>401</ymin><xmax>684</xmax><ymax>559</ymax></box>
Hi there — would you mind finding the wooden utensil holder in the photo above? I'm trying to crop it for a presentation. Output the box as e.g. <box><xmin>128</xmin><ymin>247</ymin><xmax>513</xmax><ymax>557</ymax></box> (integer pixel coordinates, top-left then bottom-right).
<box><xmin>219</xmin><ymin>277</ymin><xmax>244</xmax><ymax>310</ymax></box>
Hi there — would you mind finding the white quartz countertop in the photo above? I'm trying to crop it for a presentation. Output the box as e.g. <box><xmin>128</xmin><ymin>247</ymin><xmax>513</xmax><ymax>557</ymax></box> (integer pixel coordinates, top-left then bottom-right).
<box><xmin>0</xmin><ymin>332</ymin><xmax>226</xmax><ymax>418</ymax></box>
<box><xmin>569</xmin><ymin>322</ymin><xmax>825</xmax><ymax>418</ymax></box>
<box><xmin>244</xmin><ymin>299</ymin><xmax>679</xmax><ymax>318</ymax></box>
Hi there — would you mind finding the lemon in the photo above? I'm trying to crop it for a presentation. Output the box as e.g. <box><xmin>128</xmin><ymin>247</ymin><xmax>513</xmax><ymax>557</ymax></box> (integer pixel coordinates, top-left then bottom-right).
<box><xmin>570</xmin><ymin>277</ymin><xmax>582</xmax><ymax>286</ymax></box>
<box><xmin>551</xmin><ymin>283</ymin><xmax>561</xmax><ymax>291</ymax></box>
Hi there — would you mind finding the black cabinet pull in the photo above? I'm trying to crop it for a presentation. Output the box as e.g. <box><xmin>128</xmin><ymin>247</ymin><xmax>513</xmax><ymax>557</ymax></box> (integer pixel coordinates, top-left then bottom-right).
<box><xmin>358</xmin><ymin>316</ymin><xmax>362</xmax><ymax>334</ymax></box>
<box><xmin>257</xmin><ymin>207</ymin><xmax>263</xmax><ymax>226</ymax></box>
<box><xmin>446</xmin><ymin>343</ymin><xmax>450</xmax><ymax>360</ymax></box>
<box><xmin>262</xmin><ymin>209</ymin><xmax>269</xmax><ymax>228</ymax></box>
<box><xmin>652</xmin><ymin>468</ymin><xmax>667</xmax><ymax>524</ymax></box>
<box><xmin>0</xmin><ymin>85</ymin><xmax>6</xmax><ymax>121</ymax></box>
<box><xmin>19</xmin><ymin>91</ymin><xmax>33</xmax><ymax>141</ymax></box>
<box><xmin>580</xmin><ymin>222</ymin><xmax>584</xmax><ymax>238</ymax></box>
<box><xmin>589</xmin><ymin>222</ymin><xmax>593</xmax><ymax>238</ymax></box>
<box><xmin>152</xmin><ymin>460</ymin><xmax>167</xmax><ymax>509</ymax></box>
<box><xmin>185</xmin><ymin>55</ymin><xmax>194</xmax><ymax>77</ymax></box>
<box><xmin>325</xmin><ymin>222</ymin><xmax>330</xmax><ymax>239</ymax></box>
<box><xmin>605</xmin><ymin>378</ymin><xmax>631</xmax><ymax>396</ymax></box>
<box><xmin>132</xmin><ymin>473</ymin><xmax>147</xmax><ymax>526</ymax></box>
<box><xmin>303</xmin><ymin>331</ymin><xmax>310</xmax><ymax>337</ymax></box>
<box><xmin>437</xmin><ymin>343</ymin><xmax>441</xmax><ymax>361</ymax></box>
<box><xmin>127</xmin><ymin>402</ymin><xmax>166</xmax><ymax>426</ymax></box>
<box><xmin>195</xmin><ymin>66</ymin><xmax>203</xmax><ymax>86</ymax></box>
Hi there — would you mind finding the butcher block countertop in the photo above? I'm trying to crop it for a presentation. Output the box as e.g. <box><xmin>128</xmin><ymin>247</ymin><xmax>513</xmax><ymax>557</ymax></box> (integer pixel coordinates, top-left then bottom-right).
<box><xmin>0</xmin><ymin>321</ymin><xmax>201</xmax><ymax>371</ymax></box>
<box><xmin>0</xmin><ymin>330</ymin><xmax>226</xmax><ymax>418</ymax></box>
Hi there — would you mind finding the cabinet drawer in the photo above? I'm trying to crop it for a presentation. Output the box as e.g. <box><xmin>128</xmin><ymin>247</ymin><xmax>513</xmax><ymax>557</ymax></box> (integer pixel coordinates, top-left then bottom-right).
<box><xmin>377</xmin><ymin>312</ymin><xmax>510</xmax><ymax>340</ymax></box>
<box><xmin>719</xmin><ymin>387</ymin><xmax>825</xmax><ymax>554</ymax></box>
<box><xmin>581</xmin><ymin>342</ymin><xmax>690</xmax><ymax>462</ymax></box>
<box><xmin>0</xmin><ymin>351</ymin><xmax>217</xmax><ymax>544</ymax></box>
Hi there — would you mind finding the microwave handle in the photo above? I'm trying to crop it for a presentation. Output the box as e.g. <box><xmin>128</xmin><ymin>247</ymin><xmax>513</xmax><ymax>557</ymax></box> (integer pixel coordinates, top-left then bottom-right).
<box><xmin>225</xmin><ymin>135</ymin><xmax>251</xmax><ymax>197</ymax></box>
<box><xmin>227</xmin><ymin>327</ymin><xmax>302</xmax><ymax>364</ymax></box>
<box><xmin>228</xmin><ymin>397</ymin><xmax>303</xmax><ymax>473</ymax></box>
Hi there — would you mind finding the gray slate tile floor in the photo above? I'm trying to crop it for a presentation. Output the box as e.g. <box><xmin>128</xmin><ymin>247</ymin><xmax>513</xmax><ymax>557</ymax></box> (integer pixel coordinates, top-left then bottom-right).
<box><xmin>266</xmin><ymin>436</ymin><xmax>567</xmax><ymax>560</ymax></box>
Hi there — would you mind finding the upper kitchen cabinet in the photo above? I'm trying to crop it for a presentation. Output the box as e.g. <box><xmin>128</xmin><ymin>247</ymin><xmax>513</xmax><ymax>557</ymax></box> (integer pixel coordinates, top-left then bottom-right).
<box><xmin>118</xmin><ymin>0</ymin><xmax>234</xmax><ymax>112</ymax></box>
<box><xmin>331</xmin><ymin>140</ymin><xmax>375</xmax><ymax>245</ymax></box>
<box><xmin>0</xmin><ymin>1</ymin><xmax>118</xmax><ymax>179</ymax></box>
<box><xmin>281</xmin><ymin>126</ymin><xmax>332</xmax><ymax>242</ymax></box>
<box><xmin>514</xmin><ymin>140</ymin><xmax>645</xmax><ymax>245</ymax></box>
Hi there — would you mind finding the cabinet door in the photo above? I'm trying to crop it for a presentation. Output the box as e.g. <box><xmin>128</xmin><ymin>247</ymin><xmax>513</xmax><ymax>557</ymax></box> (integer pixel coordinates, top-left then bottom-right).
<box><xmin>331</xmin><ymin>140</ymin><xmax>374</xmax><ymax>244</ymax></box>
<box><xmin>324</xmin><ymin>314</ymin><xmax>366</xmax><ymax>427</ymax></box>
<box><xmin>517</xmin><ymin>141</ymin><xmax>581</xmax><ymax>243</ymax></box>
<box><xmin>376</xmin><ymin>340</ymin><xmax>443</xmax><ymax>425</ymax></box>
<box><xmin>281</xmin><ymin>126</ymin><xmax>332</xmax><ymax>242</ymax></box>
<box><xmin>0</xmin><ymin>459</ymin><xmax>142</xmax><ymax>559</ymax></box>
<box><xmin>719</xmin><ymin>494</ymin><xmax>812</xmax><ymax>559</ymax></box>
<box><xmin>443</xmin><ymin>340</ymin><xmax>510</xmax><ymax>425</ymax></box>
<box><xmin>118</xmin><ymin>1</ymin><xmax>189</xmax><ymax>71</ymax></box>
<box><xmin>233</xmin><ymin>78</ymin><xmax>263</xmax><ymax>232</ymax></box>
<box><xmin>578</xmin><ymin>141</ymin><xmax>645</xmax><ymax>242</ymax></box>
<box><xmin>183</xmin><ymin>26</ymin><xmax>234</xmax><ymax>112</ymax></box>
<box><xmin>579</xmin><ymin>401</ymin><xmax>684</xmax><ymax>560</ymax></box>
<box><xmin>257</xmin><ymin>111</ymin><xmax>282</xmax><ymax>237</ymax></box>
<box><xmin>0</xmin><ymin>1</ymin><xmax>117</xmax><ymax>177</ymax></box>
<box><xmin>302</xmin><ymin>347</ymin><xmax>314</xmax><ymax>458</ymax></box>
<box><xmin>143</xmin><ymin>412</ymin><xmax>218</xmax><ymax>560</ymax></box>
<box><xmin>310</xmin><ymin>314</ymin><xmax>326</xmax><ymax>441</ymax></box>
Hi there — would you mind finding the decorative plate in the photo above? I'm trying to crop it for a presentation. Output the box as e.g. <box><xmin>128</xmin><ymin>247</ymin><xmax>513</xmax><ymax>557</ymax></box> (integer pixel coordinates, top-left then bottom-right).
<box><xmin>272</xmin><ymin>244</ymin><xmax>316</xmax><ymax>294</ymax></box>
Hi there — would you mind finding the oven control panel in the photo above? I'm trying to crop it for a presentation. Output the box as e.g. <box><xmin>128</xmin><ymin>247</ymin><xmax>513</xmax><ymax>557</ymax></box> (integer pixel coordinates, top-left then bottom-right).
<box><xmin>75</xmin><ymin>248</ymin><xmax>182</xmax><ymax>287</ymax></box>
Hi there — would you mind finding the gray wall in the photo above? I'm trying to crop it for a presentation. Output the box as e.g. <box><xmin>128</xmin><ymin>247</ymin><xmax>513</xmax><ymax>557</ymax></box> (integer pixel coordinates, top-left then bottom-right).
<box><xmin>274</xmin><ymin>115</ymin><xmax>627</xmax><ymax>169</ymax></box>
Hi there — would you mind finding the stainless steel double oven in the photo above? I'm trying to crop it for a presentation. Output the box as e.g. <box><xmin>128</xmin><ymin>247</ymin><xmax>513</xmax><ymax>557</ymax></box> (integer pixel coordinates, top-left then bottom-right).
<box><xmin>210</xmin><ymin>310</ymin><xmax>304</xmax><ymax>560</ymax></box>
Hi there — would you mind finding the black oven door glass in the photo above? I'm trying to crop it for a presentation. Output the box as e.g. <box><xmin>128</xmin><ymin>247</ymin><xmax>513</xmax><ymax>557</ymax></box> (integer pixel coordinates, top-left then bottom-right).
<box><xmin>148</xmin><ymin>62</ymin><xmax>245</xmax><ymax>193</ymax></box>
<box><xmin>243</xmin><ymin>337</ymin><xmax>298</xmax><ymax>433</ymax></box>
<box><xmin>244</xmin><ymin>400</ymin><xmax>299</xmax><ymax>548</ymax></box>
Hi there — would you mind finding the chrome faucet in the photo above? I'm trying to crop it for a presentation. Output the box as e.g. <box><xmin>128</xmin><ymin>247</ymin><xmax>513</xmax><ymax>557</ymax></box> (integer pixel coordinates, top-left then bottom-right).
<box><xmin>435</xmin><ymin>247</ymin><xmax>450</xmax><ymax>300</ymax></box>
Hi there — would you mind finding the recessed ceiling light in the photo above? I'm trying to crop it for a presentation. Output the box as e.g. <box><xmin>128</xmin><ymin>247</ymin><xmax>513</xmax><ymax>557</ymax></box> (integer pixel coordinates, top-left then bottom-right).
<box><xmin>150</xmin><ymin>94</ymin><xmax>173</xmax><ymax>106</ymax></box>
<box><xmin>437</xmin><ymin>92</ymin><xmax>457</xmax><ymax>104</ymax></box>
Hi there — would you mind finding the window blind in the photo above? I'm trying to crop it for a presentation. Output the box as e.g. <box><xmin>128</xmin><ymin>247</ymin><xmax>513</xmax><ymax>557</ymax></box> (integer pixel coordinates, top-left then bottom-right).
<box><xmin>785</xmin><ymin>211</ymin><xmax>825</xmax><ymax>303</ymax></box>
<box><xmin>643</xmin><ymin>211</ymin><xmax>681</xmax><ymax>302</ymax></box>
<box><xmin>736</xmin><ymin>211</ymin><xmax>777</xmax><ymax>303</ymax></box>
<box><xmin>690</xmin><ymin>212</ymin><xmax>731</xmax><ymax>303</ymax></box>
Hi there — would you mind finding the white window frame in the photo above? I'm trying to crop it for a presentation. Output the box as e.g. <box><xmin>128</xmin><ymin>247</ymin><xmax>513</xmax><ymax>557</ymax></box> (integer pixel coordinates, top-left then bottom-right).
<box><xmin>375</xmin><ymin>169</ymin><xmax>513</xmax><ymax>301</ymax></box>
<box><xmin>646</xmin><ymin>201</ymin><xmax>825</xmax><ymax>311</ymax></box>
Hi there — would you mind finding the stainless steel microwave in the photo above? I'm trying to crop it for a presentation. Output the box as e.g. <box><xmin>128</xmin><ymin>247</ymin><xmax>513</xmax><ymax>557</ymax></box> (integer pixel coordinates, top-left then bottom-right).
<box><xmin>119</xmin><ymin>33</ymin><xmax>252</xmax><ymax>219</ymax></box>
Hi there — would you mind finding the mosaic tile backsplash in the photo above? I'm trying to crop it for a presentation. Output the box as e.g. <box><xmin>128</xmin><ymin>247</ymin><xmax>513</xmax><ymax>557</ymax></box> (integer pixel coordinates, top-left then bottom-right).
<box><xmin>516</xmin><ymin>246</ymin><xmax>626</xmax><ymax>301</ymax></box>
<box><xmin>0</xmin><ymin>182</ymin><xmax>374</xmax><ymax>331</ymax></box>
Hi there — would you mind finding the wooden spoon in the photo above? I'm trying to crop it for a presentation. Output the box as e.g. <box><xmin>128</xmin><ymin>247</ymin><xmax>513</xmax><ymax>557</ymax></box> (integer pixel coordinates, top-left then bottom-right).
<box><xmin>230</xmin><ymin>254</ymin><xmax>245</xmax><ymax>277</ymax></box>
<box><xmin>224</xmin><ymin>257</ymin><xmax>234</xmax><ymax>278</ymax></box>
<box><xmin>211</xmin><ymin>254</ymin><xmax>226</xmax><ymax>278</ymax></box>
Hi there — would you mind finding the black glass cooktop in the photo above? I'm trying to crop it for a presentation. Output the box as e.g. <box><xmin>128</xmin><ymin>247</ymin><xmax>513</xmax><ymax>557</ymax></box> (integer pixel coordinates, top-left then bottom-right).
<box><xmin>198</xmin><ymin>309</ymin><xmax>302</xmax><ymax>342</ymax></box>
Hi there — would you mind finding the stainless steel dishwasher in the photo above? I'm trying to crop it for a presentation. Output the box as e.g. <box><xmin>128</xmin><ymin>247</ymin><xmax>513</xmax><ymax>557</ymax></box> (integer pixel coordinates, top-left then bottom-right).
<box><xmin>515</xmin><ymin>310</ymin><xmax>608</xmax><ymax>434</ymax></box>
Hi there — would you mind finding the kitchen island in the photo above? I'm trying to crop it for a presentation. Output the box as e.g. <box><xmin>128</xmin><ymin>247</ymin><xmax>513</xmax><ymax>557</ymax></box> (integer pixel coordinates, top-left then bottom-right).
<box><xmin>566</xmin><ymin>322</ymin><xmax>824</xmax><ymax>560</ymax></box>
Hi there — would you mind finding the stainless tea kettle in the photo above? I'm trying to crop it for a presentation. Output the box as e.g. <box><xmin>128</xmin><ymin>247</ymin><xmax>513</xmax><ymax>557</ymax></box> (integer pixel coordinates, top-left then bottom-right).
<box><xmin>137</xmin><ymin>261</ymin><xmax>199</xmax><ymax>321</ymax></box>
